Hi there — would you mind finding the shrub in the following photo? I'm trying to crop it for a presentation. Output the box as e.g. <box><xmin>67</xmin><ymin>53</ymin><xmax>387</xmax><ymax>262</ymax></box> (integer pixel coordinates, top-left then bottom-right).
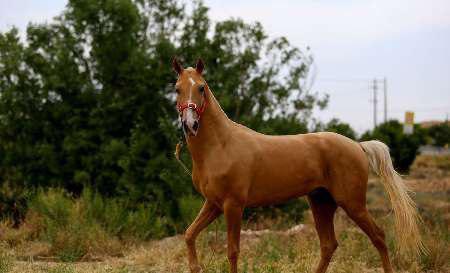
<box><xmin>178</xmin><ymin>195</ymin><xmax>204</xmax><ymax>229</ymax></box>
<box><xmin>25</xmin><ymin>187</ymin><xmax>169</xmax><ymax>261</ymax></box>
<box><xmin>123</xmin><ymin>204</ymin><xmax>167</xmax><ymax>239</ymax></box>
<box><xmin>244</xmin><ymin>198</ymin><xmax>309</xmax><ymax>229</ymax></box>
<box><xmin>0</xmin><ymin>182</ymin><xmax>31</xmax><ymax>227</ymax></box>
<box><xmin>428</xmin><ymin>123</ymin><xmax>450</xmax><ymax>147</ymax></box>
<box><xmin>360</xmin><ymin>120</ymin><xmax>427</xmax><ymax>171</ymax></box>
<box><xmin>28</xmin><ymin>189</ymin><xmax>73</xmax><ymax>242</ymax></box>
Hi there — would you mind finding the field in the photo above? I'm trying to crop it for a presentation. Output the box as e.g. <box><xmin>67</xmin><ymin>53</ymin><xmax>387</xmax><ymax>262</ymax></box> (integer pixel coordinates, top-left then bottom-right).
<box><xmin>1</xmin><ymin>158</ymin><xmax>449</xmax><ymax>273</ymax></box>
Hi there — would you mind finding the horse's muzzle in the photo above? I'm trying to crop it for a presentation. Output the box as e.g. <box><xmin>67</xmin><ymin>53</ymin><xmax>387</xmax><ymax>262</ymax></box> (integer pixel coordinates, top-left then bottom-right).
<box><xmin>181</xmin><ymin>109</ymin><xmax>199</xmax><ymax>136</ymax></box>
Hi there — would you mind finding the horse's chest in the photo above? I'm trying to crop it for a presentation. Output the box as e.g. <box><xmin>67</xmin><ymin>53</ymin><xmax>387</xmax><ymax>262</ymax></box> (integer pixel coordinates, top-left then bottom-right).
<box><xmin>191</xmin><ymin>167</ymin><xmax>211</xmax><ymax>197</ymax></box>
<box><xmin>192</xmin><ymin>163</ymin><xmax>235</xmax><ymax>201</ymax></box>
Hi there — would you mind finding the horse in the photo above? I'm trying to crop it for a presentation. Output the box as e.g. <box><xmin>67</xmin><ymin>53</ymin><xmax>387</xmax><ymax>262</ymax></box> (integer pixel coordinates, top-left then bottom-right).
<box><xmin>171</xmin><ymin>58</ymin><xmax>424</xmax><ymax>273</ymax></box>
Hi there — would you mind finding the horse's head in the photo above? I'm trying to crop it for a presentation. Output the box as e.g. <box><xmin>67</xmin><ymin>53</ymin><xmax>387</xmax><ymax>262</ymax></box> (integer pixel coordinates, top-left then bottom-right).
<box><xmin>172</xmin><ymin>57</ymin><xmax>207</xmax><ymax>137</ymax></box>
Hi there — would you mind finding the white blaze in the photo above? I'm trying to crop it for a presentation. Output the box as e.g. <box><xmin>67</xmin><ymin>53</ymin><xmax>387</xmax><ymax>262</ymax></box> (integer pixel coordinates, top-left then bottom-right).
<box><xmin>188</xmin><ymin>77</ymin><xmax>195</xmax><ymax>101</ymax></box>
<box><xmin>185</xmin><ymin>77</ymin><xmax>197</xmax><ymax>134</ymax></box>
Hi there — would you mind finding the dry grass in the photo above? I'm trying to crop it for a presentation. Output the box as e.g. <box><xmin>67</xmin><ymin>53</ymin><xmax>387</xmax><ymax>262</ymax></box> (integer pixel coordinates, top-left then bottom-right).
<box><xmin>410</xmin><ymin>155</ymin><xmax>450</xmax><ymax>179</ymax></box>
<box><xmin>1</xmin><ymin>175</ymin><xmax>449</xmax><ymax>273</ymax></box>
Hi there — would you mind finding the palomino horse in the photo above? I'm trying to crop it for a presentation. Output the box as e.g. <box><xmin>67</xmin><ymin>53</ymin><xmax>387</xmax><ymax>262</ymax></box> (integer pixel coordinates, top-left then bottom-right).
<box><xmin>172</xmin><ymin>58</ymin><xmax>423</xmax><ymax>273</ymax></box>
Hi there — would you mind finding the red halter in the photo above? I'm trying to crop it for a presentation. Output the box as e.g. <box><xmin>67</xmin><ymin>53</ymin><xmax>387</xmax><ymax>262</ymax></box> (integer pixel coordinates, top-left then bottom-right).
<box><xmin>177</xmin><ymin>97</ymin><xmax>207</xmax><ymax>119</ymax></box>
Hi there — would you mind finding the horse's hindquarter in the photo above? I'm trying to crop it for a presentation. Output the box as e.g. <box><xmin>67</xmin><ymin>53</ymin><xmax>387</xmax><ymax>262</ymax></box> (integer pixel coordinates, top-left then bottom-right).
<box><xmin>246</xmin><ymin>132</ymin><xmax>368</xmax><ymax>207</ymax></box>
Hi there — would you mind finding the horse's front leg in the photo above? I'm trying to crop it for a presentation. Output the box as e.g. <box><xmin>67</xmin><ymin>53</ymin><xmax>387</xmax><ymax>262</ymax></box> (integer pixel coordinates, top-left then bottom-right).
<box><xmin>224</xmin><ymin>200</ymin><xmax>244</xmax><ymax>273</ymax></box>
<box><xmin>185</xmin><ymin>200</ymin><xmax>222</xmax><ymax>273</ymax></box>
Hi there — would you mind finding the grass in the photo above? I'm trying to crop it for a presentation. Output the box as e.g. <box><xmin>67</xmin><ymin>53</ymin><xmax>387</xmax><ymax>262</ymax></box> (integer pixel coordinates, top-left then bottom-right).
<box><xmin>410</xmin><ymin>154</ymin><xmax>450</xmax><ymax>178</ymax></box>
<box><xmin>0</xmin><ymin>249</ymin><xmax>13</xmax><ymax>273</ymax></box>
<box><xmin>0</xmin><ymin>171</ymin><xmax>449</xmax><ymax>272</ymax></box>
<box><xmin>0</xmin><ymin>188</ymin><xmax>170</xmax><ymax>262</ymax></box>
<box><xmin>46</xmin><ymin>265</ymin><xmax>76</xmax><ymax>273</ymax></box>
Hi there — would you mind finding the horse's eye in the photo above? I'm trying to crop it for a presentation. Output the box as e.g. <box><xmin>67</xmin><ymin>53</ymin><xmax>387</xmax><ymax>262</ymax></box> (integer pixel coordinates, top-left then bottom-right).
<box><xmin>199</xmin><ymin>85</ymin><xmax>205</xmax><ymax>93</ymax></box>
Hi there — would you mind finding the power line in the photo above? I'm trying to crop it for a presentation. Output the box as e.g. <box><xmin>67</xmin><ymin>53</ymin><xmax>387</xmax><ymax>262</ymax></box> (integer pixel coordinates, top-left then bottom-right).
<box><xmin>390</xmin><ymin>106</ymin><xmax>450</xmax><ymax>113</ymax></box>
<box><xmin>383</xmin><ymin>77</ymin><xmax>387</xmax><ymax>123</ymax></box>
<box><xmin>369</xmin><ymin>78</ymin><xmax>388</xmax><ymax>129</ymax></box>
<box><xmin>316</xmin><ymin>78</ymin><xmax>371</xmax><ymax>83</ymax></box>
<box><xmin>315</xmin><ymin>77</ymin><xmax>448</xmax><ymax>131</ymax></box>
<box><xmin>372</xmin><ymin>79</ymin><xmax>378</xmax><ymax>127</ymax></box>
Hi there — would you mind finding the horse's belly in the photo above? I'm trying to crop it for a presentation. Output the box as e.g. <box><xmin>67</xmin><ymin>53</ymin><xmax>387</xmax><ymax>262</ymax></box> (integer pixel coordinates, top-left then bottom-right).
<box><xmin>246</xmin><ymin>171</ymin><xmax>320</xmax><ymax>207</ymax></box>
<box><xmin>245</xmin><ymin>144</ymin><xmax>326</xmax><ymax>206</ymax></box>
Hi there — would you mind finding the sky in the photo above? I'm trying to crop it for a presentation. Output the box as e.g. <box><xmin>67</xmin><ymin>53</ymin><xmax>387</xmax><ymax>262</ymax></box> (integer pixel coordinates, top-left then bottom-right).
<box><xmin>1</xmin><ymin>0</ymin><xmax>449</xmax><ymax>134</ymax></box>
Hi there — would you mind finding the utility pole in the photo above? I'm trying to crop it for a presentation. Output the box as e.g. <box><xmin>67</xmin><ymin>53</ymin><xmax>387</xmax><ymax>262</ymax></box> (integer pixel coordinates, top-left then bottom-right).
<box><xmin>383</xmin><ymin>77</ymin><xmax>387</xmax><ymax>123</ymax></box>
<box><xmin>372</xmin><ymin>78</ymin><xmax>378</xmax><ymax>128</ymax></box>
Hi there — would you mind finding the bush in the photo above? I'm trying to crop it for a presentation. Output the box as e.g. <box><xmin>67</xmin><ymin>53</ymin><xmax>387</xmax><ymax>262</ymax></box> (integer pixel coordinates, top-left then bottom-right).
<box><xmin>178</xmin><ymin>195</ymin><xmax>204</xmax><ymax>229</ymax></box>
<box><xmin>25</xmin><ymin>187</ymin><xmax>170</xmax><ymax>261</ymax></box>
<box><xmin>360</xmin><ymin>120</ymin><xmax>427</xmax><ymax>171</ymax></box>
<box><xmin>0</xmin><ymin>182</ymin><xmax>31</xmax><ymax>227</ymax></box>
<box><xmin>79</xmin><ymin>188</ymin><xmax>167</xmax><ymax>239</ymax></box>
<box><xmin>244</xmin><ymin>198</ymin><xmax>309</xmax><ymax>229</ymax></box>
<box><xmin>428</xmin><ymin>123</ymin><xmax>450</xmax><ymax>147</ymax></box>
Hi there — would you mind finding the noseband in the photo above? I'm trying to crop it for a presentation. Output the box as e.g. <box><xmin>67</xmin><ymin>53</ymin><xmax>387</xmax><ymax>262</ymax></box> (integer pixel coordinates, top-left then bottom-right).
<box><xmin>177</xmin><ymin>94</ymin><xmax>207</xmax><ymax>120</ymax></box>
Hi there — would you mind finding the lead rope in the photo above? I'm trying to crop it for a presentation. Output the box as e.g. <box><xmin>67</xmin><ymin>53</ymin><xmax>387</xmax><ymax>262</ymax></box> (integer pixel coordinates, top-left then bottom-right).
<box><xmin>174</xmin><ymin>133</ymin><xmax>219</xmax><ymax>263</ymax></box>
<box><xmin>174</xmin><ymin>141</ymin><xmax>192</xmax><ymax>176</ymax></box>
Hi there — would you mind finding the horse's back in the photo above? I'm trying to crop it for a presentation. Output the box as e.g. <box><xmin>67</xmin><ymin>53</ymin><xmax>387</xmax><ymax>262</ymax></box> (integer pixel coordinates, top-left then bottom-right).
<box><xmin>237</xmin><ymin>130</ymin><xmax>365</xmax><ymax>206</ymax></box>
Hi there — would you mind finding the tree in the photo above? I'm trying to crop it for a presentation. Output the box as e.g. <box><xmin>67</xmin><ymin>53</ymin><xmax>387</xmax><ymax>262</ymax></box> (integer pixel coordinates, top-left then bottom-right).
<box><xmin>0</xmin><ymin>0</ymin><xmax>327</xmax><ymax>228</ymax></box>
<box><xmin>427</xmin><ymin>123</ymin><xmax>450</xmax><ymax>147</ymax></box>
<box><xmin>316</xmin><ymin>118</ymin><xmax>357</xmax><ymax>139</ymax></box>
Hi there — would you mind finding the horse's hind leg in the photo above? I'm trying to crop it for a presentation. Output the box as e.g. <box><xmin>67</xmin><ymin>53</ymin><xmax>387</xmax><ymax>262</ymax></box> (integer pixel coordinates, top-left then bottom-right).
<box><xmin>342</xmin><ymin>204</ymin><xmax>393</xmax><ymax>273</ymax></box>
<box><xmin>308</xmin><ymin>188</ymin><xmax>338</xmax><ymax>273</ymax></box>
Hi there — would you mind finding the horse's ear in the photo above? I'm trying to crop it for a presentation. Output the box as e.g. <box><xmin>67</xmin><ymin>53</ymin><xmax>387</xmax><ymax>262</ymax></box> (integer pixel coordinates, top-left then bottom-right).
<box><xmin>195</xmin><ymin>58</ymin><xmax>204</xmax><ymax>74</ymax></box>
<box><xmin>172</xmin><ymin>57</ymin><xmax>183</xmax><ymax>75</ymax></box>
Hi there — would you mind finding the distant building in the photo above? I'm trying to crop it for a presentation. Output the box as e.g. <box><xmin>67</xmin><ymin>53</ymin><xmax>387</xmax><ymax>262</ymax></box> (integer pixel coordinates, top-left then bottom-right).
<box><xmin>419</xmin><ymin>120</ymin><xmax>450</xmax><ymax>128</ymax></box>
<box><xmin>418</xmin><ymin>145</ymin><xmax>450</xmax><ymax>155</ymax></box>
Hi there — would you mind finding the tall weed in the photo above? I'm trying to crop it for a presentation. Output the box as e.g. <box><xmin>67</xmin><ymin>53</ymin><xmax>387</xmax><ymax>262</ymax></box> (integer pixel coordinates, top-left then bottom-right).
<box><xmin>25</xmin><ymin>187</ymin><xmax>167</xmax><ymax>261</ymax></box>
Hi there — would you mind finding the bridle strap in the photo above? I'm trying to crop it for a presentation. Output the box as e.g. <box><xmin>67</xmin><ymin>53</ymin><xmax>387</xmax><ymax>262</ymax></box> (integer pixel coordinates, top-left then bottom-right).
<box><xmin>177</xmin><ymin>93</ymin><xmax>207</xmax><ymax>119</ymax></box>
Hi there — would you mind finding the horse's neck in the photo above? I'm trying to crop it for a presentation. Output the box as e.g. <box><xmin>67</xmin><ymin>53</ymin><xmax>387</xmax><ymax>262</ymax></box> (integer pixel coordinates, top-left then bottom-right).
<box><xmin>186</xmin><ymin>88</ymin><xmax>230</xmax><ymax>163</ymax></box>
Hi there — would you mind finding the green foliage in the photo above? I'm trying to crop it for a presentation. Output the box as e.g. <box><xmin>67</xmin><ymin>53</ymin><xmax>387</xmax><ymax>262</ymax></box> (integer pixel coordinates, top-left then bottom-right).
<box><xmin>25</xmin><ymin>187</ymin><xmax>172</xmax><ymax>261</ymax></box>
<box><xmin>178</xmin><ymin>195</ymin><xmax>204</xmax><ymax>228</ymax></box>
<box><xmin>427</xmin><ymin>122</ymin><xmax>450</xmax><ymax>147</ymax></box>
<box><xmin>360</xmin><ymin>120</ymin><xmax>427</xmax><ymax>171</ymax></box>
<box><xmin>316</xmin><ymin>118</ymin><xmax>357</xmax><ymax>139</ymax></box>
<box><xmin>0</xmin><ymin>0</ymin><xmax>326</xmax><ymax>232</ymax></box>
<box><xmin>244</xmin><ymin>198</ymin><xmax>309</xmax><ymax>227</ymax></box>
<box><xmin>0</xmin><ymin>181</ymin><xmax>31</xmax><ymax>226</ymax></box>
<box><xmin>30</xmin><ymin>188</ymin><xmax>169</xmax><ymax>241</ymax></box>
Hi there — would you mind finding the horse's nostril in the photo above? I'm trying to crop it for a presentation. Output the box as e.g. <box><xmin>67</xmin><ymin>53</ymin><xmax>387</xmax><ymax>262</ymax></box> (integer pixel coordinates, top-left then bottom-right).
<box><xmin>193</xmin><ymin>121</ymin><xmax>199</xmax><ymax>131</ymax></box>
<box><xmin>183</xmin><ymin>121</ymin><xmax>189</xmax><ymax>132</ymax></box>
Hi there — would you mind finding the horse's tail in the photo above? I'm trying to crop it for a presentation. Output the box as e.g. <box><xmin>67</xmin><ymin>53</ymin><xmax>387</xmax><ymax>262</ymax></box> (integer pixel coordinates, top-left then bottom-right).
<box><xmin>360</xmin><ymin>140</ymin><xmax>426</xmax><ymax>256</ymax></box>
